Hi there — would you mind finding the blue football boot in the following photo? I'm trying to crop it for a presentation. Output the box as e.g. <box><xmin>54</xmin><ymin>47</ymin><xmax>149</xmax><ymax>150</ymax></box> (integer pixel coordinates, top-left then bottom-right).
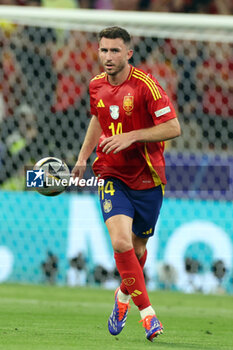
<box><xmin>140</xmin><ymin>315</ymin><xmax>163</xmax><ymax>341</ymax></box>
<box><xmin>108</xmin><ymin>287</ymin><xmax>130</xmax><ymax>335</ymax></box>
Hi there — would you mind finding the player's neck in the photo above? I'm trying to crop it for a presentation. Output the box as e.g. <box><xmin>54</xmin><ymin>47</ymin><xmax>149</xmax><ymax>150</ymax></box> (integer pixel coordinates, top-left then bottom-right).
<box><xmin>108</xmin><ymin>64</ymin><xmax>131</xmax><ymax>86</ymax></box>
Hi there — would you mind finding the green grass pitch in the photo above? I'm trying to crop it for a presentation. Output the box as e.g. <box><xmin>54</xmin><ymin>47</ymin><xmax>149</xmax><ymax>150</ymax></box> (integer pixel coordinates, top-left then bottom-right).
<box><xmin>0</xmin><ymin>284</ymin><xmax>232</xmax><ymax>350</ymax></box>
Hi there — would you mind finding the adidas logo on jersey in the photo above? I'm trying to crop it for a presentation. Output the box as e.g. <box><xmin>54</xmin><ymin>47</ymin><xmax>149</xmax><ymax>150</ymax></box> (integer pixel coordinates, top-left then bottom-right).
<box><xmin>97</xmin><ymin>99</ymin><xmax>105</xmax><ymax>107</ymax></box>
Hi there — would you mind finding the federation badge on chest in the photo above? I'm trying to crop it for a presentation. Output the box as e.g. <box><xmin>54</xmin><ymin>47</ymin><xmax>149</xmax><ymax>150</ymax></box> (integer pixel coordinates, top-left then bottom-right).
<box><xmin>123</xmin><ymin>96</ymin><xmax>134</xmax><ymax>115</ymax></box>
<box><xmin>109</xmin><ymin>105</ymin><xmax>119</xmax><ymax>120</ymax></box>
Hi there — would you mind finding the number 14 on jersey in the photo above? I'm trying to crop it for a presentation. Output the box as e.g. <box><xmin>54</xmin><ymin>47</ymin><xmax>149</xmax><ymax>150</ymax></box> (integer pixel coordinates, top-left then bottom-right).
<box><xmin>108</xmin><ymin>122</ymin><xmax>122</xmax><ymax>136</ymax></box>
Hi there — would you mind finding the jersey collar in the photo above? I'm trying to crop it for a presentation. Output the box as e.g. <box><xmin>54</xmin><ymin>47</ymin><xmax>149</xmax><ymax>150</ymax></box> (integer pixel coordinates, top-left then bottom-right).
<box><xmin>128</xmin><ymin>65</ymin><xmax>134</xmax><ymax>81</ymax></box>
<box><xmin>105</xmin><ymin>65</ymin><xmax>135</xmax><ymax>84</ymax></box>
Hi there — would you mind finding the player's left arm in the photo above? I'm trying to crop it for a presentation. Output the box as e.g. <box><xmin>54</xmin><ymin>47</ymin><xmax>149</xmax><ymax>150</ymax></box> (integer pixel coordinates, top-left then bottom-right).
<box><xmin>101</xmin><ymin>77</ymin><xmax>181</xmax><ymax>154</ymax></box>
<box><xmin>100</xmin><ymin>118</ymin><xmax>180</xmax><ymax>154</ymax></box>
<box><xmin>130</xmin><ymin>117</ymin><xmax>181</xmax><ymax>143</ymax></box>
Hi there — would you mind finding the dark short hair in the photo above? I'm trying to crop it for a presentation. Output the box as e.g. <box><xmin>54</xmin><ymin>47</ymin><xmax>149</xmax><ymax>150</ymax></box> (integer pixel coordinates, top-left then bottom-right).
<box><xmin>98</xmin><ymin>26</ymin><xmax>131</xmax><ymax>45</ymax></box>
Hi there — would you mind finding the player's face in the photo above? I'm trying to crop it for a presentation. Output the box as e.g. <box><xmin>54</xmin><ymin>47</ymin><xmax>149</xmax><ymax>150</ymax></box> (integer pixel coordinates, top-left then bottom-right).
<box><xmin>98</xmin><ymin>37</ymin><xmax>133</xmax><ymax>76</ymax></box>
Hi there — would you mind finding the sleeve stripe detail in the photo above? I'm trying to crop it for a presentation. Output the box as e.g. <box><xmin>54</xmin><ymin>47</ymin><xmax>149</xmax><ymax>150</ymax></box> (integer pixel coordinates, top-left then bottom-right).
<box><xmin>134</xmin><ymin>69</ymin><xmax>161</xmax><ymax>99</ymax></box>
<box><xmin>133</xmin><ymin>69</ymin><xmax>162</xmax><ymax>100</ymax></box>
<box><xmin>91</xmin><ymin>72</ymin><xmax>106</xmax><ymax>81</ymax></box>
<box><xmin>134</xmin><ymin>69</ymin><xmax>160</xmax><ymax>92</ymax></box>
<box><xmin>132</xmin><ymin>73</ymin><xmax>161</xmax><ymax>101</ymax></box>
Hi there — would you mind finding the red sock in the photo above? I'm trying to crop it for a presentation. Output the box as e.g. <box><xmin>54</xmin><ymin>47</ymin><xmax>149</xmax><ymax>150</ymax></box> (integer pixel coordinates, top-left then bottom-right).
<box><xmin>120</xmin><ymin>249</ymin><xmax>147</xmax><ymax>295</ymax></box>
<box><xmin>115</xmin><ymin>248</ymin><xmax>150</xmax><ymax>310</ymax></box>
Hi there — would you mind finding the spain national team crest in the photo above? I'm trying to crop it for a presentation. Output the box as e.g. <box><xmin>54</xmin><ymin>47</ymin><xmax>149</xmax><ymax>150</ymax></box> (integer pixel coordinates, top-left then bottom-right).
<box><xmin>109</xmin><ymin>105</ymin><xmax>119</xmax><ymax>120</ymax></box>
<box><xmin>123</xmin><ymin>96</ymin><xmax>134</xmax><ymax>115</ymax></box>
<box><xmin>123</xmin><ymin>277</ymin><xmax>136</xmax><ymax>286</ymax></box>
<box><xmin>103</xmin><ymin>199</ymin><xmax>112</xmax><ymax>213</ymax></box>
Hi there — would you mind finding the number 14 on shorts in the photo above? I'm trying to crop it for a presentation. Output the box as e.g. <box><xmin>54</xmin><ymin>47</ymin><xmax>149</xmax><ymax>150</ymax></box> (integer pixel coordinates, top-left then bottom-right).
<box><xmin>98</xmin><ymin>181</ymin><xmax>115</xmax><ymax>200</ymax></box>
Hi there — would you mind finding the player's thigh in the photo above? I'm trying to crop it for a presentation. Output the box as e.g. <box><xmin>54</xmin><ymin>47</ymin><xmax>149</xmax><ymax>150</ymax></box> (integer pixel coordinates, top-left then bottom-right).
<box><xmin>98</xmin><ymin>178</ymin><xmax>135</xmax><ymax>252</ymax></box>
<box><xmin>132</xmin><ymin>184</ymin><xmax>163</xmax><ymax>238</ymax></box>
<box><xmin>98</xmin><ymin>177</ymin><xmax>134</xmax><ymax>222</ymax></box>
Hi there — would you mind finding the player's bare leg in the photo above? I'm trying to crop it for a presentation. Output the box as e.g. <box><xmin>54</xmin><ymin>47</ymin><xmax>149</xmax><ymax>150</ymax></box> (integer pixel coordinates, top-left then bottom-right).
<box><xmin>106</xmin><ymin>215</ymin><xmax>163</xmax><ymax>340</ymax></box>
<box><xmin>106</xmin><ymin>214</ymin><xmax>133</xmax><ymax>253</ymax></box>
<box><xmin>132</xmin><ymin>234</ymin><xmax>148</xmax><ymax>259</ymax></box>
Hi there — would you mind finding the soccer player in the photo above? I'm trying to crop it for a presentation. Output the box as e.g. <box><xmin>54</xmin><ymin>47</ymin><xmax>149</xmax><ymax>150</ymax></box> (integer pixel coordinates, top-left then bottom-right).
<box><xmin>72</xmin><ymin>26</ymin><xmax>181</xmax><ymax>342</ymax></box>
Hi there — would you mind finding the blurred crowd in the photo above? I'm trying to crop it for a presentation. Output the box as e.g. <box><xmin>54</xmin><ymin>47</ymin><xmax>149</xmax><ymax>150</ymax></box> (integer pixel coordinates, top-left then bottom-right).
<box><xmin>0</xmin><ymin>0</ymin><xmax>233</xmax><ymax>189</ymax></box>
<box><xmin>0</xmin><ymin>23</ymin><xmax>233</xmax><ymax>188</ymax></box>
<box><xmin>41</xmin><ymin>249</ymin><xmax>231</xmax><ymax>294</ymax></box>
<box><xmin>0</xmin><ymin>0</ymin><xmax>232</xmax><ymax>14</ymax></box>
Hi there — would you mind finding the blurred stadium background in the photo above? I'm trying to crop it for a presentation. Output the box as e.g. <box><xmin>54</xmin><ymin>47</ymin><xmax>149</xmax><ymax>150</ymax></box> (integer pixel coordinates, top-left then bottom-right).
<box><xmin>0</xmin><ymin>3</ymin><xmax>233</xmax><ymax>295</ymax></box>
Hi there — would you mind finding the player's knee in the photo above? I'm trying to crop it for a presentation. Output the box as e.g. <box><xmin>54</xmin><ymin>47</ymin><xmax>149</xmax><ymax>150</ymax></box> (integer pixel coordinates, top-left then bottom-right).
<box><xmin>111</xmin><ymin>236</ymin><xmax>132</xmax><ymax>253</ymax></box>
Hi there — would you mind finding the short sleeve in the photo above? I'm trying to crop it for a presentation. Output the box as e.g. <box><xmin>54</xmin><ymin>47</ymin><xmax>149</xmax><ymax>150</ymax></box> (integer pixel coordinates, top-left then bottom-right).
<box><xmin>145</xmin><ymin>75</ymin><xmax>177</xmax><ymax>125</ymax></box>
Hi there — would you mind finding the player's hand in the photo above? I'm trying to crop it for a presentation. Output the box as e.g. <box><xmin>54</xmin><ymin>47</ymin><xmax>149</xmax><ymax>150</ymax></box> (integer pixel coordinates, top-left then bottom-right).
<box><xmin>72</xmin><ymin>159</ymin><xmax>86</xmax><ymax>179</ymax></box>
<box><xmin>100</xmin><ymin>133</ymin><xmax>134</xmax><ymax>154</ymax></box>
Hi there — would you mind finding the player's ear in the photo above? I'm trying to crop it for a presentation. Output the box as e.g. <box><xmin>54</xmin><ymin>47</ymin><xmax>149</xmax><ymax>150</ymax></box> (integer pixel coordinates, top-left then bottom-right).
<box><xmin>127</xmin><ymin>49</ymin><xmax>133</xmax><ymax>60</ymax></box>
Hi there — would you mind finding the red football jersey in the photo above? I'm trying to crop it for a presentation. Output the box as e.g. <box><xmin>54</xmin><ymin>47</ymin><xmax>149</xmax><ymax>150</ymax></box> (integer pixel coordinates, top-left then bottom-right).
<box><xmin>89</xmin><ymin>66</ymin><xmax>177</xmax><ymax>190</ymax></box>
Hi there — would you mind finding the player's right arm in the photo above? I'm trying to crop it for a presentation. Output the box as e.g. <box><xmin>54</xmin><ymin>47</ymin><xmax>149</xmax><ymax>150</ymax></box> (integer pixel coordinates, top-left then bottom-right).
<box><xmin>72</xmin><ymin>115</ymin><xmax>102</xmax><ymax>179</ymax></box>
